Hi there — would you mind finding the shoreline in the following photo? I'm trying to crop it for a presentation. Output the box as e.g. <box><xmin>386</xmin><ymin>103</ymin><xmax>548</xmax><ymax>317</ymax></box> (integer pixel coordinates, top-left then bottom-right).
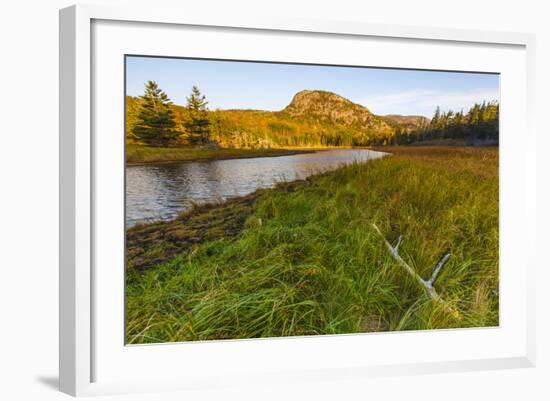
<box><xmin>127</xmin><ymin>145</ymin><xmax>494</xmax><ymax>234</ymax></box>
<box><xmin>126</xmin><ymin>146</ymin><xmax>320</xmax><ymax>166</ymax></box>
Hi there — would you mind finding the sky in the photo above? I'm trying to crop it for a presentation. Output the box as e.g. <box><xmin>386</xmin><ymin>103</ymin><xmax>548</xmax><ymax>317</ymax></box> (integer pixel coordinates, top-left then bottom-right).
<box><xmin>126</xmin><ymin>56</ymin><xmax>499</xmax><ymax>118</ymax></box>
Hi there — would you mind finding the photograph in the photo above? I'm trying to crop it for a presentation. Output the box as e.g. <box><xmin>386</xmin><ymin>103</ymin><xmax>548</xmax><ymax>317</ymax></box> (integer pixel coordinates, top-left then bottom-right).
<box><xmin>124</xmin><ymin>56</ymin><xmax>499</xmax><ymax>344</ymax></box>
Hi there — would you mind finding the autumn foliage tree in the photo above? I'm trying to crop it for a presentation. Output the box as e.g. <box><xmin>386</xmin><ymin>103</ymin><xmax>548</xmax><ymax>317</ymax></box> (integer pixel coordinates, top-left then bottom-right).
<box><xmin>132</xmin><ymin>81</ymin><xmax>178</xmax><ymax>146</ymax></box>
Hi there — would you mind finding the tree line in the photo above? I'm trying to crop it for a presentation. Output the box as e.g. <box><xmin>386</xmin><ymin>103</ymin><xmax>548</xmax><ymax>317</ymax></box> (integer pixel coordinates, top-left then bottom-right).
<box><xmin>393</xmin><ymin>101</ymin><xmax>499</xmax><ymax>145</ymax></box>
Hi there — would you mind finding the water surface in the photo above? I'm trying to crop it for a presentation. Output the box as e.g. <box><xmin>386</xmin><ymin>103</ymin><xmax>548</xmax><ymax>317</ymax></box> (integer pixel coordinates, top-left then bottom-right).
<box><xmin>126</xmin><ymin>149</ymin><xmax>386</xmax><ymax>227</ymax></box>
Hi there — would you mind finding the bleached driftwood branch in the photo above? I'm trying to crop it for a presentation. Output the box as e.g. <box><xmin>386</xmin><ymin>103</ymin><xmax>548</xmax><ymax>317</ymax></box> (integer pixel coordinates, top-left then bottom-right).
<box><xmin>427</xmin><ymin>253</ymin><xmax>451</xmax><ymax>287</ymax></box>
<box><xmin>372</xmin><ymin>223</ymin><xmax>457</xmax><ymax>316</ymax></box>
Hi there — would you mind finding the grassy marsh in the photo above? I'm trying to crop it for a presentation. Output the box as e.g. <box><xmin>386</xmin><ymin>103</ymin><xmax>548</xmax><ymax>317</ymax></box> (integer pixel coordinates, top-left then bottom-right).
<box><xmin>126</xmin><ymin>146</ymin><xmax>499</xmax><ymax>343</ymax></box>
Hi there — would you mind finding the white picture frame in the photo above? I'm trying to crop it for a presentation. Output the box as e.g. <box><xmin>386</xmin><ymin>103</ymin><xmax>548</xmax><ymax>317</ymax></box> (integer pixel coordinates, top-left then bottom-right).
<box><xmin>59</xmin><ymin>4</ymin><xmax>536</xmax><ymax>397</ymax></box>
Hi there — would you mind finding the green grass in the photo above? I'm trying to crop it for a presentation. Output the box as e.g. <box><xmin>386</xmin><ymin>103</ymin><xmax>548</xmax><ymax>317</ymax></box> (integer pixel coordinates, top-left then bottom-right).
<box><xmin>126</xmin><ymin>146</ymin><xmax>499</xmax><ymax>344</ymax></box>
<box><xmin>126</xmin><ymin>144</ymin><xmax>313</xmax><ymax>164</ymax></box>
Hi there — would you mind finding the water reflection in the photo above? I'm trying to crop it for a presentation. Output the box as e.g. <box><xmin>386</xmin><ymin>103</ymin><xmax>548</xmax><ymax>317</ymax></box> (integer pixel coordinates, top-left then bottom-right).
<box><xmin>126</xmin><ymin>149</ymin><xmax>386</xmax><ymax>227</ymax></box>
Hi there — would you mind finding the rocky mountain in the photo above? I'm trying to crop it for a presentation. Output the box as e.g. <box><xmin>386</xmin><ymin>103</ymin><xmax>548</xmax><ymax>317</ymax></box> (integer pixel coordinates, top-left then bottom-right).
<box><xmin>282</xmin><ymin>90</ymin><xmax>392</xmax><ymax>133</ymax></box>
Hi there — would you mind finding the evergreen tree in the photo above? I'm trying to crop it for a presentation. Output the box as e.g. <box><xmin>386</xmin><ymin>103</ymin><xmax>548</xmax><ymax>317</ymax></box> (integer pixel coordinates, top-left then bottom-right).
<box><xmin>132</xmin><ymin>81</ymin><xmax>178</xmax><ymax>146</ymax></box>
<box><xmin>432</xmin><ymin>106</ymin><xmax>441</xmax><ymax>127</ymax></box>
<box><xmin>185</xmin><ymin>86</ymin><xmax>211</xmax><ymax>144</ymax></box>
<box><xmin>406</xmin><ymin>101</ymin><xmax>498</xmax><ymax>145</ymax></box>
<box><xmin>450</xmin><ymin>111</ymin><xmax>464</xmax><ymax>138</ymax></box>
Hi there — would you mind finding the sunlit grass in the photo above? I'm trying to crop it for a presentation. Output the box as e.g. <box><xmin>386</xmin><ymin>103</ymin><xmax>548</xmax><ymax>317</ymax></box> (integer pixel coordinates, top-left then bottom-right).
<box><xmin>126</xmin><ymin>146</ymin><xmax>499</xmax><ymax>343</ymax></box>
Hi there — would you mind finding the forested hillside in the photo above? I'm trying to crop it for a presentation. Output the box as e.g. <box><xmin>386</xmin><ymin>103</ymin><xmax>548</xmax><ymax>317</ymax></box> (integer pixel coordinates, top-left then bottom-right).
<box><xmin>126</xmin><ymin>84</ymin><xmax>498</xmax><ymax>148</ymax></box>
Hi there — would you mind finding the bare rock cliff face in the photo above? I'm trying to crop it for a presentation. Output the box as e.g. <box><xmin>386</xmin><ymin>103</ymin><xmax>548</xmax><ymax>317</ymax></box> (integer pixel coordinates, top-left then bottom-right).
<box><xmin>282</xmin><ymin>90</ymin><xmax>392</xmax><ymax>132</ymax></box>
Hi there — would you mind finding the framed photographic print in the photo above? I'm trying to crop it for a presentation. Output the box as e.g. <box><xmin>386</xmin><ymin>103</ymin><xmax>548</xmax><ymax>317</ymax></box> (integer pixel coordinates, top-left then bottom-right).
<box><xmin>59</xmin><ymin>4</ymin><xmax>536</xmax><ymax>396</ymax></box>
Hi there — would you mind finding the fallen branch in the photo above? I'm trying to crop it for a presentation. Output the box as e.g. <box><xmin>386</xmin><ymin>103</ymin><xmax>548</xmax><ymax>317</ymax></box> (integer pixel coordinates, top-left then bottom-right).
<box><xmin>372</xmin><ymin>223</ymin><xmax>459</xmax><ymax>317</ymax></box>
<box><xmin>427</xmin><ymin>253</ymin><xmax>451</xmax><ymax>287</ymax></box>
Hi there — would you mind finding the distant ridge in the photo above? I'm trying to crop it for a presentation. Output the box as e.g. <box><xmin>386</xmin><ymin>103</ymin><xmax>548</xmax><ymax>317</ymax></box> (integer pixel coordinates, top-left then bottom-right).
<box><xmin>382</xmin><ymin>114</ymin><xmax>430</xmax><ymax>131</ymax></box>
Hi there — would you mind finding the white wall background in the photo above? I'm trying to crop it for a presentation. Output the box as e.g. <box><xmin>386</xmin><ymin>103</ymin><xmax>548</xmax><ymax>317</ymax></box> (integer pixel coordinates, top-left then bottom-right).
<box><xmin>0</xmin><ymin>0</ymin><xmax>547</xmax><ymax>399</ymax></box>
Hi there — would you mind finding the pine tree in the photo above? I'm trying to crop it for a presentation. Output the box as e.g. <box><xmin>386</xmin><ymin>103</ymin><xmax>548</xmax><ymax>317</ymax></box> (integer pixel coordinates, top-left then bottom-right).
<box><xmin>429</xmin><ymin>106</ymin><xmax>442</xmax><ymax>139</ymax></box>
<box><xmin>185</xmin><ymin>86</ymin><xmax>211</xmax><ymax>144</ymax></box>
<box><xmin>132</xmin><ymin>81</ymin><xmax>178</xmax><ymax>146</ymax></box>
<box><xmin>408</xmin><ymin>102</ymin><xmax>498</xmax><ymax>145</ymax></box>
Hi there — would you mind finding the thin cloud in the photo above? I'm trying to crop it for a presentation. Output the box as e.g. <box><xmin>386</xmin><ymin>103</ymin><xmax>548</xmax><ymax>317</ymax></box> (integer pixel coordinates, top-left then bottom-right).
<box><xmin>356</xmin><ymin>88</ymin><xmax>499</xmax><ymax>117</ymax></box>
